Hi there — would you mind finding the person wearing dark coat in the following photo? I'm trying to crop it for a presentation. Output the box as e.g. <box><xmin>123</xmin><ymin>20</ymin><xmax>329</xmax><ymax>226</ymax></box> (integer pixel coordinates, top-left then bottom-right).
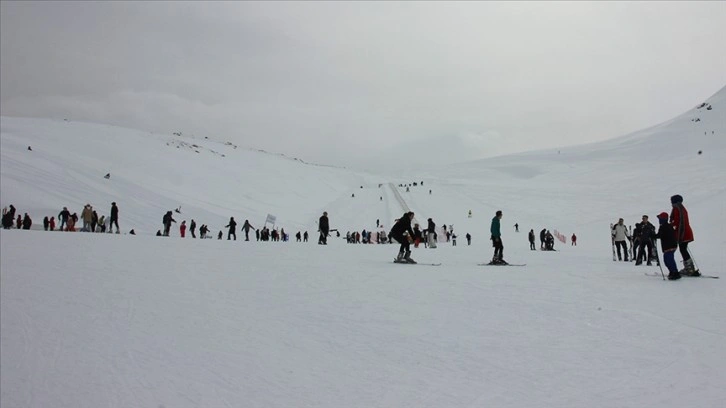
<box><xmin>22</xmin><ymin>213</ymin><xmax>32</xmax><ymax>230</ymax></box>
<box><xmin>2</xmin><ymin>205</ymin><xmax>16</xmax><ymax>229</ymax></box>
<box><xmin>529</xmin><ymin>229</ymin><xmax>536</xmax><ymax>250</ymax></box>
<box><xmin>389</xmin><ymin>212</ymin><xmax>416</xmax><ymax>263</ymax></box>
<box><xmin>58</xmin><ymin>207</ymin><xmax>70</xmax><ymax>231</ymax></box>
<box><xmin>43</xmin><ymin>216</ymin><xmax>50</xmax><ymax>231</ymax></box>
<box><xmin>190</xmin><ymin>219</ymin><xmax>197</xmax><ymax>238</ymax></box>
<box><xmin>109</xmin><ymin>202</ymin><xmax>120</xmax><ymax>234</ymax></box>
<box><xmin>656</xmin><ymin>212</ymin><xmax>680</xmax><ymax>280</ymax></box>
<box><xmin>466</xmin><ymin>232</ymin><xmax>472</xmax><ymax>246</ymax></box>
<box><xmin>635</xmin><ymin>215</ymin><xmax>656</xmax><ymax>266</ymax></box>
<box><xmin>318</xmin><ymin>211</ymin><xmax>329</xmax><ymax>245</ymax></box>
<box><xmin>162</xmin><ymin>211</ymin><xmax>176</xmax><ymax>236</ymax></box>
<box><xmin>226</xmin><ymin>217</ymin><xmax>237</xmax><ymax>240</ymax></box>
<box><xmin>539</xmin><ymin>228</ymin><xmax>546</xmax><ymax>249</ymax></box>
<box><xmin>426</xmin><ymin>218</ymin><xmax>437</xmax><ymax>247</ymax></box>
<box><xmin>490</xmin><ymin>210</ymin><xmax>505</xmax><ymax>264</ymax></box>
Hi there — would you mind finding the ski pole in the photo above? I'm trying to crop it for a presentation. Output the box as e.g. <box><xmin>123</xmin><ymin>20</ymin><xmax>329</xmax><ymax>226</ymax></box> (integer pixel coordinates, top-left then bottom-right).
<box><xmin>654</xmin><ymin>246</ymin><xmax>665</xmax><ymax>280</ymax></box>
<box><xmin>687</xmin><ymin>247</ymin><xmax>700</xmax><ymax>272</ymax></box>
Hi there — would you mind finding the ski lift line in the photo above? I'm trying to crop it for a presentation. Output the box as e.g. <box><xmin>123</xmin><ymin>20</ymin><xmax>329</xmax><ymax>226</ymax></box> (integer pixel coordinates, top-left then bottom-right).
<box><xmin>388</xmin><ymin>182</ymin><xmax>410</xmax><ymax>213</ymax></box>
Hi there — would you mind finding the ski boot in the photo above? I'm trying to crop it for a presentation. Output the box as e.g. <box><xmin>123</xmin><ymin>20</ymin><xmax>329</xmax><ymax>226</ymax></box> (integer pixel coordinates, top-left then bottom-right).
<box><xmin>395</xmin><ymin>252</ymin><xmax>406</xmax><ymax>263</ymax></box>
<box><xmin>681</xmin><ymin>259</ymin><xmax>700</xmax><ymax>277</ymax></box>
<box><xmin>404</xmin><ymin>250</ymin><xmax>416</xmax><ymax>264</ymax></box>
<box><xmin>668</xmin><ymin>270</ymin><xmax>682</xmax><ymax>280</ymax></box>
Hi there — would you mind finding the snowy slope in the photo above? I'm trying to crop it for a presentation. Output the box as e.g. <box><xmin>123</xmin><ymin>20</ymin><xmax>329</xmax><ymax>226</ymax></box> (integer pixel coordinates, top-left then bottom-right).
<box><xmin>2</xmin><ymin>86</ymin><xmax>725</xmax><ymax>408</ymax></box>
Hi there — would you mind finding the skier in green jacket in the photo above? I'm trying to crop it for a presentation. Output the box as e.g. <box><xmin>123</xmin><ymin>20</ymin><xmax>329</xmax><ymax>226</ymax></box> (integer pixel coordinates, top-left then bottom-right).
<box><xmin>490</xmin><ymin>210</ymin><xmax>507</xmax><ymax>264</ymax></box>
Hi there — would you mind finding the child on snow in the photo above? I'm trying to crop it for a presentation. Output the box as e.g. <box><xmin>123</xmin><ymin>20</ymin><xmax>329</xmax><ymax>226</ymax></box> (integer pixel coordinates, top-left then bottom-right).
<box><xmin>656</xmin><ymin>212</ymin><xmax>680</xmax><ymax>281</ymax></box>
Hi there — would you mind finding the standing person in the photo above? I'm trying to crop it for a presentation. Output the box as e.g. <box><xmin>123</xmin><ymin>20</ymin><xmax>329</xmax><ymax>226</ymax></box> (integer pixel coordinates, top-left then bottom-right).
<box><xmin>529</xmin><ymin>229</ymin><xmax>536</xmax><ymax>250</ymax></box>
<box><xmin>190</xmin><ymin>219</ymin><xmax>197</xmax><ymax>238</ymax></box>
<box><xmin>303</xmin><ymin>231</ymin><xmax>308</xmax><ymax>242</ymax></box>
<box><xmin>226</xmin><ymin>217</ymin><xmax>237</xmax><ymax>240</ymax></box>
<box><xmin>91</xmin><ymin>211</ymin><xmax>98</xmax><ymax>233</ymax></box>
<box><xmin>514</xmin><ymin>223</ymin><xmax>519</xmax><ymax>232</ymax></box>
<box><xmin>242</xmin><ymin>219</ymin><xmax>255</xmax><ymax>241</ymax></box>
<box><xmin>466</xmin><ymin>232</ymin><xmax>472</xmax><ymax>246</ymax></box>
<box><xmin>669</xmin><ymin>194</ymin><xmax>698</xmax><ymax>276</ymax></box>
<box><xmin>16</xmin><ymin>215</ymin><xmax>22</xmax><ymax>229</ymax></box>
<box><xmin>43</xmin><ymin>216</ymin><xmax>50</xmax><ymax>231</ymax></box>
<box><xmin>49</xmin><ymin>216</ymin><xmax>56</xmax><ymax>231</ymax></box>
<box><xmin>318</xmin><ymin>211</ymin><xmax>329</xmax><ymax>245</ymax></box>
<box><xmin>81</xmin><ymin>204</ymin><xmax>93</xmax><ymax>232</ymax></box>
<box><xmin>656</xmin><ymin>212</ymin><xmax>681</xmax><ymax>280</ymax></box>
<box><xmin>426</xmin><ymin>218</ymin><xmax>437</xmax><ymax>248</ymax></box>
<box><xmin>109</xmin><ymin>202</ymin><xmax>120</xmax><ymax>234</ymax></box>
<box><xmin>389</xmin><ymin>211</ymin><xmax>416</xmax><ymax>263</ymax></box>
<box><xmin>58</xmin><ymin>207</ymin><xmax>70</xmax><ymax>231</ymax></box>
<box><xmin>22</xmin><ymin>213</ymin><xmax>32</xmax><ymax>230</ymax></box>
<box><xmin>413</xmin><ymin>223</ymin><xmax>422</xmax><ymax>248</ymax></box>
<box><xmin>636</xmin><ymin>215</ymin><xmax>656</xmax><ymax>266</ymax></box>
<box><xmin>490</xmin><ymin>210</ymin><xmax>506</xmax><ymax>264</ymax></box>
<box><xmin>611</xmin><ymin>218</ymin><xmax>630</xmax><ymax>261</ymax></box>
<box><xmin>162</xmin><ymin>211</ymin><xmax>176</xmax><ymax>236</ymax></box>
<box><xmin>180</xmin><ymin>220</ymin><xmax>187</xmax><ymax>238</ymax></box>
<box><xmin>571</xmin><ymin>233</ymin><xmax>577</xmax><ymax>246</ymax></box>
<box><xmin>539</xmin><ymin>228</ymin><xmax>546</xmax><ymax>249</ymax></box>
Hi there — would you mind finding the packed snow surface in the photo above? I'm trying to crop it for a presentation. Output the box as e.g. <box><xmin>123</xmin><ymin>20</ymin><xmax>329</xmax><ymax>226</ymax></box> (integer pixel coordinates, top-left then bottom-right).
<box><xmin>2</xmin><ymin>87</ymin><xmax>725</xmax><ymax>407</ymax></box>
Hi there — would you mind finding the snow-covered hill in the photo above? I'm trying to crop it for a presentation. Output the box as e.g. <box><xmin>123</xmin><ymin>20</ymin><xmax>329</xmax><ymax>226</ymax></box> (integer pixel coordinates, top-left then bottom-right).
<box><xmin>1</xmin><ymin>86</ymin><xmax>725</xmax><ymax>408</ymax></box>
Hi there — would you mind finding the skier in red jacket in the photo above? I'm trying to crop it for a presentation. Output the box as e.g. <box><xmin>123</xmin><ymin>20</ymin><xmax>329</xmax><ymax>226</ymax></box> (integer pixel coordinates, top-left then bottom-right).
<box><xmin>669</xmin><ymin>194</ymin><xmax>698</xmax><ymax>276</ymax></box>
<box><xmin>180</xmin><ymin>220</ymin><xmax>187</xmax><ymax>238</ymax></box>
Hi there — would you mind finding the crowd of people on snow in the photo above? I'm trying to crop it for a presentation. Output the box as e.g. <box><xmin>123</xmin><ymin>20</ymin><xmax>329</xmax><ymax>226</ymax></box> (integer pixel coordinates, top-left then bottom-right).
<box><xmin>2</xmin><ymin>186</ymin><xmax>697</xmax><ymax>281</ymax></box>
<box><xmin>610</xmin><ymin>194</ymin><xmax>697</xmax><ymax>280</ymax></box>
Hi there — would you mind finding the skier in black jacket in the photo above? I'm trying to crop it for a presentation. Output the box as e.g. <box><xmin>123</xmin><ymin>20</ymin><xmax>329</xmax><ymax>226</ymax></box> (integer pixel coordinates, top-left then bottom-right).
<box><xmin>109</xmin><ymin>202</ymin><xmax>120</xmax><ymax>234</ymax></box>
<box><xmin>635</xmin><ymin>215</ymin><xmax>656</xmax><ymax>265</ymax></box>
<box><xmin>318</xmin><ymin>211</ymin><xmax>329</xmax><ymax>245</ymax></box>
<box><xmin>226</xmin><ymin>217</ymin><xmax>237</xmax><ymax>240</ymax></box>
<box><xmin>390</xmin><ymin>212</ymin><xmax>416</xmax><ymax>263</ymax></box>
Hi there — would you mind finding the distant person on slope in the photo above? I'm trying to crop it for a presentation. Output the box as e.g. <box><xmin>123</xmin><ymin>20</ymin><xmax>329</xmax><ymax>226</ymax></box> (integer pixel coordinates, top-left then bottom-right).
<box><xmin>529</xmin><ymin>229</ymin><xmax>536</xmax><ymax>250</ymax></box>
<box><xmin>226</xmin><ymin>217</ymin><xmax>237</xmax><ymax>240</ymax></box>
<box><xmin>58</xmin><ymin>207</ymin><xmax>70</xmax><ymax>231</ymax></box>
<box><xmin>109</xmin><ymin>202</ymin><xmax>120</xmax><ymax>234</ymax></box>
<box><xmin>635</xmin><ymin>215</ymin><xmax>656</xmax><ymax>266</ymax></box>
<box><xmin>611</xmin><ymin>219</ymin><xmax>630</xmax><ymax>261</ymax></box>
<box><xmin>180</xmin><ymin>220</ymin><xmax>187</xmax><ymax>238</ymax></box>
<box><xmin>190</xmin><ymin>219</ymin><xmax>197</xmax><ymax>238</ymax></box>
<box><xmin>162</xmin><ymin>211</ymin><xmax>176</xmax><ymax>236</ymax></box>
<box><xmin>318</xmin><ymin>211</ymin><xmax>329</xmax><ymax>245</ymax></box>
<box><xmin>490</xmin><ymin>210</ymin><xmax>506</xmax><ymax>264</ymax></box>
<box><xmin>242</xmin><ymin>219</ymin><xmax>256</xmax><ymax>241</ymax></box>
<box><xmin>390</xmin><ymin>211</ymin><xmax>416</xmax><ymax>263</ymax></box>
<box><xmin>670</xmin><ymin>194</ymin><xmax>698</xmax><ymax>276</ymax></box>
<box><xmin>426</xmin><ymin>218</ymin><xmax>437</xmax><ymax>248</ymax></box>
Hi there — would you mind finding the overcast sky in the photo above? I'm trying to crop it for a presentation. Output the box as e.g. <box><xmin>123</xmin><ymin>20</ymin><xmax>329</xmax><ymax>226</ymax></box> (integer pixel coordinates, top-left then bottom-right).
<box><xmin>2</xmin><ymin>1</ymin><xmax>725</xmax><ymax>170</ymax></box>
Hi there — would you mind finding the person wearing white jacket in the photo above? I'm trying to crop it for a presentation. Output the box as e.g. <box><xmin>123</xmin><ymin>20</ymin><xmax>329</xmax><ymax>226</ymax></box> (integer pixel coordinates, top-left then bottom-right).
<box><xmin>612</xmin><ymin>218</ymin><xmax>631</xmax><ymax>261</ymax></box>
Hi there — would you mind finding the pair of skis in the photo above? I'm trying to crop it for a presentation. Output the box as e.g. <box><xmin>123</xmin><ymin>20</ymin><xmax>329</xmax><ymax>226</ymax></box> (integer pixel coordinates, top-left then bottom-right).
<box><xmin>644</xmin><ymin>272</ymin><xmax>718</xmax><ymax>279</ymax></box>
<box><xmin>392</xmin><ymin>260</ymin><xmax>525</xmax><ymax>267</ymax></box>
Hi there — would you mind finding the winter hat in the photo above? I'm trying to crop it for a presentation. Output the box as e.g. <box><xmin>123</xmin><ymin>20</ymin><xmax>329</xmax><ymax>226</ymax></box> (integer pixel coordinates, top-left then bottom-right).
<box><xmin>670</xmin><ymin>194</ymin><xmax>683</xmax><ymax>204</ymax></box>
<box><xmin>657</xmin><ymin>212</ymin><xmax>669</xmax><ymax>220</ymax></box>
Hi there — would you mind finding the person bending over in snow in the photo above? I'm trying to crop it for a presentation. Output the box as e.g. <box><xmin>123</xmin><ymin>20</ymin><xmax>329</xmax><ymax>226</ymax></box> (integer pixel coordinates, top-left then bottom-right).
<box><xmin>390</xmin><ymin>212</ymin><xmax>416</xmax><ymax>263</ymax></box>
